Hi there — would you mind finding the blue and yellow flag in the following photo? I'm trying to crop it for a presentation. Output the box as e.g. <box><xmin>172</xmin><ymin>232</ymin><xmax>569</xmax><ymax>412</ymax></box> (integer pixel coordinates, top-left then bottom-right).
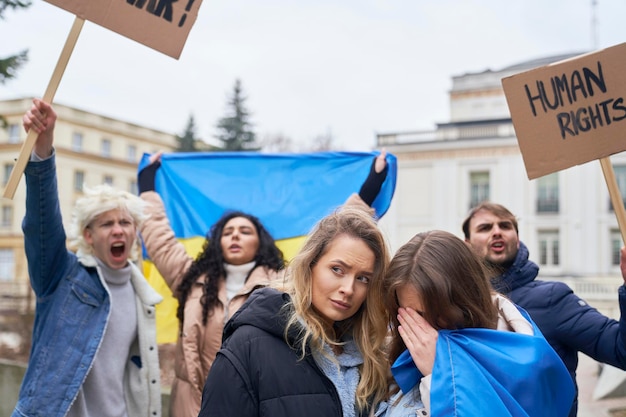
<box><xmin>391</xmin><ymin>310</ymin><xmax>575</xmax><ymax>417</ymax></box>
<box><xmin>138</xmin><ymin>151</ymin><xmax>397</xmax><ymax>343</ymax></box>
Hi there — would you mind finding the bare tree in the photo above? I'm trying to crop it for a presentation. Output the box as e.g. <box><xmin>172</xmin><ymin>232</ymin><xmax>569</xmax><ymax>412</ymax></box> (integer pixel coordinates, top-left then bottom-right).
<box><xmin>307</xmin><ymin>129</ymin><xmax>336</xmax><ymax>152</ymax></box>
<box><xmin>260</xmin><ymin>133</ymin><xmax>295</xmax><ymax>153</ymax></box>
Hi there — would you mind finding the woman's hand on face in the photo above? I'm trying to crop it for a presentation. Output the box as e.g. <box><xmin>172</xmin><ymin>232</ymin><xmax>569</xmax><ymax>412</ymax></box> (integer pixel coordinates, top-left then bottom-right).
<box><xmin>397</xmin><ymin>307</ymin><xmax>438</xmax><ymax>376</ymax></box>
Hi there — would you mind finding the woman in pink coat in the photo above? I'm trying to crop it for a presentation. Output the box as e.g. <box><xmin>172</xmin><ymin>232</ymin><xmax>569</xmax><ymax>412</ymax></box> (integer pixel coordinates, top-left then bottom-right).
<box><xmin>138</xmin><ymin>154</ymin><xmax>285</xmax><ymax>417</ymax></box>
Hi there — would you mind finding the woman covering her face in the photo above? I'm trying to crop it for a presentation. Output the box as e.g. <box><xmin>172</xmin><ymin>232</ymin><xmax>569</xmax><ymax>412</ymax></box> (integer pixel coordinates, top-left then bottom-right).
<box><xmin>198</xmin><ymin>207</ymin><xmax>391</xmax><ymax>417</ymax></box>
<box><xmin>378</xmin><ymin>230</ymin><xmax>575</xmax><ymax>417</ymax></box>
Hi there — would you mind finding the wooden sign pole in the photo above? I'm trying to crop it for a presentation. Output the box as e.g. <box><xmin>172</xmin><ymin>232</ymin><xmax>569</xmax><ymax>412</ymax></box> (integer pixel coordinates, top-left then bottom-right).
<box><xmin>3</xmin><ymin>16</ymin><xmax>85</xmax><ymax>199</ymax></box>
<box><xmin>600</xmin><ymin>156</ymin><xmax>626</xmax><ymax>244</ymax></box>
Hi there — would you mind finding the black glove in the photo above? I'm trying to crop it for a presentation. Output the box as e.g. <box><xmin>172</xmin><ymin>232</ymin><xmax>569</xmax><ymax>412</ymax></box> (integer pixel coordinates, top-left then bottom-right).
<box><xmin>358</xmin><ymin>157</ymin><xmax>388</xmax><ymax>206</ymax></box>
<box><xmin>138</xmin><ymin>160</ymin><xmax>161</xmax><ymax>193</ymax></box>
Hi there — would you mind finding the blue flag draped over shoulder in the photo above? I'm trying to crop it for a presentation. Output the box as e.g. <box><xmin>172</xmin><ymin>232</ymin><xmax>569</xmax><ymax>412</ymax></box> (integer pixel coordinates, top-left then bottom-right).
<box><xmin>138</xmin><ymin>151</ymin><xmax>397</xmax><ymax>343</ymax></box>
<box><xmin>390</xmin><ymin>311</ymin><xmax>575</xmax><ymax>417</ymax></box>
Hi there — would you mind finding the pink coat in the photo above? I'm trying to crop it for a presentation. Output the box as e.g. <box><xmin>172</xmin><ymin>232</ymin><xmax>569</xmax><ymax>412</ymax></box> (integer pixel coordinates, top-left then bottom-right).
<box><xmin>140</xmin><ymin>191</ymin><xmax>280</xmax><ymax>417</ymax></box>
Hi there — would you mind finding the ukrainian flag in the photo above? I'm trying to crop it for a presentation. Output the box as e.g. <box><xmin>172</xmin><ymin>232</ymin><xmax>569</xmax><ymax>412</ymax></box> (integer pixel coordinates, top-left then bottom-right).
<box><xmin>391</xmin><ymin>309</ymin><xmax>575</xmax><ymax>416</ymax></box>
<box><xmin>138</xmin><ymin>151</ymin><xmax>397</xmax><ymax>344</ymax></box>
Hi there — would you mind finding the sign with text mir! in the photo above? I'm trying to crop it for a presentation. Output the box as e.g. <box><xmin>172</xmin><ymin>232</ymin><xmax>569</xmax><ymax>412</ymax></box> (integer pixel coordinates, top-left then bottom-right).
<box><xmin>44</xmin><ymin>0</ymin><xmax>203</xmax><ymax>59</ymax></box>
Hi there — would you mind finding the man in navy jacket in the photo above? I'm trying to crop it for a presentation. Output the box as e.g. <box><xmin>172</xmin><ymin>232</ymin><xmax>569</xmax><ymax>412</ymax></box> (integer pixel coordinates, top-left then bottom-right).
<box><xmin>463</xmin><ymin>202</ymin><xmax>626</xmax><ymax>417</ymax></box>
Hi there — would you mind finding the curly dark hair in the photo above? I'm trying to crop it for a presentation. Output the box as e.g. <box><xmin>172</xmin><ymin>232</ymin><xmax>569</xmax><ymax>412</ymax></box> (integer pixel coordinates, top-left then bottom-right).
<box><xmin>176</xmin><ymin>211</ymin><xmax>285</xmax><ymax>326</ymax></box>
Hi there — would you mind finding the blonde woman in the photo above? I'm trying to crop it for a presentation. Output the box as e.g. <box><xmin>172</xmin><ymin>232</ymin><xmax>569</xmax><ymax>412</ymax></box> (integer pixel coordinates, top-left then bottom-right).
<box><xmin>14</xmin><ymin>99</ymin><xmax>162</xmax><ymax>417</ymax></box>
<box><xmin>199</xmin><ymin>207</ymin><xmax>390</xmax><ymax>417</ymax></box>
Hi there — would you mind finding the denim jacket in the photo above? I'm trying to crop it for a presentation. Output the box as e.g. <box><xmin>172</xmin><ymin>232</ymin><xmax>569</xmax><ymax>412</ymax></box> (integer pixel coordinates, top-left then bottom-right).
<box><xmin>11</xmin><ymin>155</ymin><xmax>163</xmax><ymax>417</ymax></box>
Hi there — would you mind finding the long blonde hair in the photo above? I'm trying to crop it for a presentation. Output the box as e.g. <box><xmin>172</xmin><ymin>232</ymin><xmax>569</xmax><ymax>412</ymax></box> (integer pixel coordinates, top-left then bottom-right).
<box><xmin>279</xmin><ymin>206</ymin><xmax>390</xmax><ymax>411</ymax></box>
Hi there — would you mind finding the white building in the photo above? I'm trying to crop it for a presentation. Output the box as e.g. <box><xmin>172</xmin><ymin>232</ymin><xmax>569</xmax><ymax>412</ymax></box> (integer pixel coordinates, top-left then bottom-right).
<box><xmin>377</xmin><ymin>51</ymin><xmax>626</xmax><ymax>285</ymax></box>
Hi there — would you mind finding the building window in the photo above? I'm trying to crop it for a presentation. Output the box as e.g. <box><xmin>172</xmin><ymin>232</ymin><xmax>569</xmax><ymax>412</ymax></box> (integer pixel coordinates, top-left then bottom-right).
<box><xmin>536</xmin><ymin>173</ymin><xmax>559</xmax><ymax>213</ymax></box>
<box><xmin>127</xmin><ymin>145</ymin><xmax>137</xmax><ymax>162</ymax></box>
<box><xmin>0</xmin><ymin>249</ymin><xmax>14</xmax><ymax>281</ymax></box>
<box><xmin>469</xmin><ymin>171</ymin><xmax>490</xmax><ymax>209</ymax></box>
<box><xmin>612</xmin><ymin>230</ymin><xmax>622</xmax><ymax>266</ymax></box>
<box><xmin>610</xmin><ymin>165</ymin><xmax>626</xmax><ymax>211</ymax></box>
<box><xmin>1</xmin><ymin>206</ymin><xmax>12</xmax><ymax>227</ymax></box>
<box><xmin>101</xmin><ymin>138</ymin><xmax>112</xmax><ymax>157</ymax></box>
<box><xmin>103</xmin><ymin>175</ymin><xmax>114</xmax><ymax>186</ymax></box>
<box><xmin>72</xmin><ymin>132</ymin><xmax>83</xmax><ymax>152</ymax></box>
<box><xmin>8</xmin><ymin>124</ymin><xmax>20</xmax><ymax>143</ymax></box>
<box><xmin>74</xmin><ymin>170</ymin><xmax>85</xmax><ymax>192</ymax></box>
<box><xmin>129</xmin><ymin>180</ymin><xmax>138</xmax><ymax>195</ymax></box>
<box><xmin>538</xmin><ymin>230</ymin><xmax>560</xmax><ymax>267</ymax></box>
<box><xmin>3</xmin><ymin>163</ymin><xmax>13</xmax><ymax>186</ymax></box>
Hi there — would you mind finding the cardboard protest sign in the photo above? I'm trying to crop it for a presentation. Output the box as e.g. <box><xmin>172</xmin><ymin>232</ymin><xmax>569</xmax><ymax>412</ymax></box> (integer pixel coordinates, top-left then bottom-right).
<box><xmin>44</xmin><ymin>0</ymin><xmax>202</xmax><ymax>59</ymax></box>
<box><xmin>502</xmin><ymin>43</ymin><xmax>626</xmax><ymax>180</ymax></box>
<box><xmin>503</xmin><ymin>43</ymin><xmax>626</xmax><ymax>244</ymax></box>
<box><xmin>3</xmin><ymin>0</ymin><xmax>202</xmax><ymax>199</ymax></box>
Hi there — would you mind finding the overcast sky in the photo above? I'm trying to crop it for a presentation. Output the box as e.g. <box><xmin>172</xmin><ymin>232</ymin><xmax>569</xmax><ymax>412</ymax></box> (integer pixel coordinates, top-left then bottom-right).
<box><xmin>1</xmin><ymin>0</ymin><xmax>625</xmax><ymax>151</ymax></box>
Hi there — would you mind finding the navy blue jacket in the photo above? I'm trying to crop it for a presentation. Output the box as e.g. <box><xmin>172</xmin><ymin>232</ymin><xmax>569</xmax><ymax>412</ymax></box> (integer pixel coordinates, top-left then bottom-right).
<box><xmin>199</xmin><ymin>287</ymin><xmax>371</xmax><ymax>417</ymax></box>
<box><xmin>493</xmin><ymin>242</ymin><xmax>626</xmax><ymax>417</ymax></box>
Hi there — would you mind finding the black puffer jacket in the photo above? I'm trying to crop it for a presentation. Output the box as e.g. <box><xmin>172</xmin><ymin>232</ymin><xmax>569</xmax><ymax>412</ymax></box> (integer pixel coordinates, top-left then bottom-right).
<box><xmin>199</xmin><ymin>287</ymin><xmax>368</xmax><ymax>417</ymax></box>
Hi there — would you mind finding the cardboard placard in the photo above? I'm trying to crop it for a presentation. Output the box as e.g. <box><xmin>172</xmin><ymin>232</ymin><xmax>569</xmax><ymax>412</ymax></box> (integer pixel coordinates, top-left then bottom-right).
<box><xmin>3</xmin><ymin>0</ymin><xmax>203</xmax><ymax>199</ymax></box>
<box><xmin>44</xmin><ymin>0</ymin><xmax>202</xmax><ymax>59</ymax></box>
<box><xmin>502</xmin><ymin>43</ymin><xmax>626</xmax><ymax>179</ymax></box>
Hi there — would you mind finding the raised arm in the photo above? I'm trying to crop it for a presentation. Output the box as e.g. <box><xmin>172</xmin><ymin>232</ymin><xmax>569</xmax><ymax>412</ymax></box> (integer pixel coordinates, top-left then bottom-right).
<box><xmin>22</xmin><ymin>99</ymin><xmax>70</xmax><ymax>296</ymax></box>
<box><xmin>23</xmin><ymin>98</ymin><xmax>55</xmax><ymax>159</ymax></box>
<box><xmin>138</xmin><ymin>151</ymin><xmax>163</xmax><ymax>193</ymax></box>
<box><xmin>138</xmin><ymin>152</ymin><xmax>194</xmax><ymax>291</ymax></box>
<box><xmin>358</xmin><ymin>149</ymin><xmax>388</xmax><ymax>206</ymax></box>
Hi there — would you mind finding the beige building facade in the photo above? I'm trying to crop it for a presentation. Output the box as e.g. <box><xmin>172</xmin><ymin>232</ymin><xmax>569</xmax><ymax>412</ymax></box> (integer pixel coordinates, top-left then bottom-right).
<box><xmin>0</xmin><ymin>98</ymin><xmax>177</xmax><ymax>311</ymax></box>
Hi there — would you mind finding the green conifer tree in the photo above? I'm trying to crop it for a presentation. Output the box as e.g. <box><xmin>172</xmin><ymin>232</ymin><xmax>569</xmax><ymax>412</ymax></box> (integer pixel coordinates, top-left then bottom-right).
<box><xmin>0</xmin><ymin>0</ymin><xmax>30</xmax><ymax>85</ymax></box>
<box><xmin>176</xmin><ymin>114</ymin><xmax>199</xmax><ymax>152</ymax></box>
<box><xmin>214</xmin><ymin>79</ymin><xmax>257</xmax><ymax>151</ymax></box>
